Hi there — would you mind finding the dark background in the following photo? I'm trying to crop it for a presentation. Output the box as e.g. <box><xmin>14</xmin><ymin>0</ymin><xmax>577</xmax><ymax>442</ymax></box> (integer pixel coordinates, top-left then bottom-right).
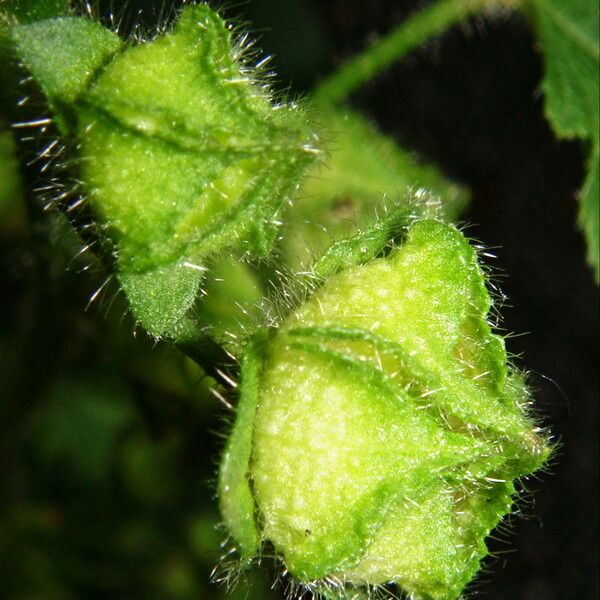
<box><xmin>0</xmin><ymin>1</ymin><xmax>597</xmax><ymax>599</ymax></box>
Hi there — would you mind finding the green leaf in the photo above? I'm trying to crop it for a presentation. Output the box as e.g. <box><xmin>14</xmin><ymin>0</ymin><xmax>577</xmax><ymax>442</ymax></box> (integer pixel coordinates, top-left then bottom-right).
<box><xmin>193</xmin><ymin>256</ymin><xmax>263</xmax><ymax>342</ymax></box>
<box><xmin>311</xmin><ymin>193</ymin><xmax>443</xmax><ymax>280</ymax></box>
<box><xmin>118</xmin><ymin>264</ymin><xmax>203</xmax><ymax>339</ymax></box>
<box><xmin>1</xmin><ymin>0</ymin><xmax>70</xmax><ymax>23</ymax></box>
<box><xmin>284</xmin><ymin>104</ymin><xmax>469</xmax><ymax>269</ymax></box>
<box><xmin>579</xmin><ymin>141</ymin><xmax>599</xmax><ymax>275</ymax></box>
<box><xmin>11</xmin><ymin>17</ymin><xmax>123</xmax><ymax>133</ymax></box>
<box><xmin>218</xmin><ymin>336</ymin><xmax>265</xmax><ymax>556</ymax></box>
<box><xmin>530</xmin><ymin>0</ymin><xmax>599</xmax><ymax>279</ymax></box>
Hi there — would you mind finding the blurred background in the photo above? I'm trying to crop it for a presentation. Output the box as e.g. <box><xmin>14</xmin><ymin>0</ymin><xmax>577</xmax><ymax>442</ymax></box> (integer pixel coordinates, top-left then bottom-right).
<box><xmin>0</xmin><ymin>1</ymin><xmax>597</xmax><ymax>598</ymax></box>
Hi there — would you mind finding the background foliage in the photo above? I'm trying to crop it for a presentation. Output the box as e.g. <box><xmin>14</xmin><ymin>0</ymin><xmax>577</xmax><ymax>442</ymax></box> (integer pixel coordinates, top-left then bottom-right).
<box><xmin>0</xmin><ymin>0</ymin><xmax>598</xmax><ymax>598</ymax></box>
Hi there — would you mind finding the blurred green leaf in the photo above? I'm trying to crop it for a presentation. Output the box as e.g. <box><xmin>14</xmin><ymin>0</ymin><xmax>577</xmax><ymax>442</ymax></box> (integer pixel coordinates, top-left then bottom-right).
<box><xmin>579</xmin><ymin>141</ymin><xmax>599</xmax><ymax>277</ymax></box>
<box><xmin>33</xmin><ymin>377</ymin><xmax>135</xmax><ymax>482</ymax></box>
<box><xmin>530</xmin><ymin>0</ymin><xmax>599</xmax><ymax>279</ymax></box>
<box><xmin>284</xmin><ymin>104</ymin><xmax>469</xmax><ymax>269</ymax></box>
<box><xmin>1</xmin><ymin>0</ymin><xmax>70</xmax><ymax>23</ymax></box>
<box><xmin>188</xmin><ymin>512</ymin><xmax>222</xmax><ymax>560</ymax></box>
<box><xmin>194</xmin><ymin>256</ymin><xmax>264</xmax><ymax>343</ymax></box>
<box><xmin>119</xmin><ymin>432</ymin><xmax>181</xmax><ymax>507</ymax></box>
<box><xmin>0</xmin><ymin>129</ymin><xmax>24</xmax><ymax>226</ymax></box>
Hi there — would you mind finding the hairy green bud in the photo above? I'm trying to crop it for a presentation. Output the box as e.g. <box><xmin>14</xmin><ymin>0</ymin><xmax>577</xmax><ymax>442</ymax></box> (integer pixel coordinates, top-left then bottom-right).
<box><xmin>12</xmin><ymin>5</ymin><xmax>317</xmax><ymax>339</ymax></box>
<box><xmin>219</xmin><ymin>219</ymin><xmax>550</xmax><ymax>600</ymax></box>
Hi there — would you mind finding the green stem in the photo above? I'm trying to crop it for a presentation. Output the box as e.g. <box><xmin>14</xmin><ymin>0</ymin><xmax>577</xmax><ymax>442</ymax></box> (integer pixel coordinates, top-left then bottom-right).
<box><xmin>172</xmin><ymin>319</ymin><xmax>237</xmax><ymax>388</ymax></box>
<box><xmin>313</xmin><ymin>0</ymin><xmax>520</xmax><ymax>105</ymax></box>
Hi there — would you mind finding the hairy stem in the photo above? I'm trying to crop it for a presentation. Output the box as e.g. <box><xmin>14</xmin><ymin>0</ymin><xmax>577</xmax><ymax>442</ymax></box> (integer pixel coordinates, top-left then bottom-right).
<box><xmin>313</xmin><ymin>0</ymin><xmax>521</xmax><ymax>105</ymax></box>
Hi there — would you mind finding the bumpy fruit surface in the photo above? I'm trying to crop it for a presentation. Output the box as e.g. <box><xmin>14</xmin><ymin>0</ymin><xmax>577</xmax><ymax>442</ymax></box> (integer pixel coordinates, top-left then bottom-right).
<box><xmin>219</xmin><ymin>218</ymin><xmax>550</xmax><ymax>600</ymax></box>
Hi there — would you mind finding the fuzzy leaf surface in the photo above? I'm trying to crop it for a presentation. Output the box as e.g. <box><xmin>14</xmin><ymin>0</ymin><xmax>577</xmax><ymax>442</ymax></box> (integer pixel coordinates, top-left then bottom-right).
<box><xmin>11</xmin><ymin>16</ymin><xmax>122</xmax><ymax>132</ymax></box>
